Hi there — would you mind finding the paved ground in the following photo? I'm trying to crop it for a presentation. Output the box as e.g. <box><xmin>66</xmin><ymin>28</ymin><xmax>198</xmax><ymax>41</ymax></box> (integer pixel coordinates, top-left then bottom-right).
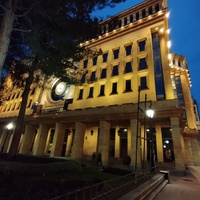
<box><xmin>155</xmin><ymin>166</ymin><xmax>200</xmax><ymax>200</ymax></box>
<box><xmin>117</xmin><ymin>166</ymin><xmax>200</xmax><ymax>200</ymax></box>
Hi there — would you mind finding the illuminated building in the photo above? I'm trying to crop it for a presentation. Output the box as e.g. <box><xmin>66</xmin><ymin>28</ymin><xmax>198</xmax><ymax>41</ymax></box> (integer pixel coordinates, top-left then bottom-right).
<box><xmin>0</xmin><ymin>0</ymin><xmax>199</xmax><ymax>170</ymax></box>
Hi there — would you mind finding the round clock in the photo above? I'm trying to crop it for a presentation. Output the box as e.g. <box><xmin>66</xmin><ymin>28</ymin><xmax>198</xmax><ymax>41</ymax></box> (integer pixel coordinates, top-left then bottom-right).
<box><xmin>51</xmin><ymin>79</ymin><xmax>68</xmax><ymax>101</ymax></box>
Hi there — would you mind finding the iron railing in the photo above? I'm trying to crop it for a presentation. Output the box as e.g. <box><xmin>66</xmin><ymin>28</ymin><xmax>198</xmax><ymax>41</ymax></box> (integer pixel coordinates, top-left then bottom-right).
<box><xmin>47</xmin><ymin>165</ymin><xmax>159</xmax><ymax>200</ymax></box>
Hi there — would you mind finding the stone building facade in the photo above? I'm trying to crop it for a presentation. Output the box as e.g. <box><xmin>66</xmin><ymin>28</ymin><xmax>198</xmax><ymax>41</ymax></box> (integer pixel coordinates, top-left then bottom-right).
<box><xmin>0</xmin><ymin>0</ymin><xmax>200</xmax><ymax>171</ymax></box>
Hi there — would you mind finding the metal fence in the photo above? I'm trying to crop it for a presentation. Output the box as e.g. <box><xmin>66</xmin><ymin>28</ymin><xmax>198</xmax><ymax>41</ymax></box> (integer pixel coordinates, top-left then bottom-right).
<box><xmin>48</xmin><ymin>165</ymin><xmax>159</xmax><ymax>200</ymax></box>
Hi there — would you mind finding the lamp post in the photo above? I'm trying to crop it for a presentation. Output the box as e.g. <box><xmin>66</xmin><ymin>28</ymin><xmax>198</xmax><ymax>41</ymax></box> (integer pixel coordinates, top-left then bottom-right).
<box><xmin>146</xmin><ymin>105</ymin><xmax>155</xmax><ymax>173</ymax></box>
<box><xmin>1</xmin><ymin>123</ymin><xmax>13</xmax><ymax>153</ymax></box>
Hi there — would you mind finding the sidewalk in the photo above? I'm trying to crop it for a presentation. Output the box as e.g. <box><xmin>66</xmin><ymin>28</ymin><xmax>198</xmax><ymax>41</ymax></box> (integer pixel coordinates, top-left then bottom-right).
<box><xmin>155</xmin><ymin>166</ymin><xmax>200</xmax><ymax>200</ymax></box>
<box><xmin>117</xmin><ymin>166</ymin><xmax>200</xmax><ymax>200</ymax></box>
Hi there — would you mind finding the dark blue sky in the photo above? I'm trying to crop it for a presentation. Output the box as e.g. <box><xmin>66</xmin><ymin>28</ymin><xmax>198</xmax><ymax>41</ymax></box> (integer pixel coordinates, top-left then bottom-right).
<box><xmin>93</xmin><ymin>0</ymin><xmax>200</xmax><ymax>106</ymax></box>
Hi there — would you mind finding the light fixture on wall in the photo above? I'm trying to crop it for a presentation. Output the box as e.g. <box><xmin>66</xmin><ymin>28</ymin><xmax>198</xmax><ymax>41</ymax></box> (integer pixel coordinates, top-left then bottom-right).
<box><xmin>90</xmin><ymin>130</ymin><xmax>94</xmax><ymax>136</ymax></box>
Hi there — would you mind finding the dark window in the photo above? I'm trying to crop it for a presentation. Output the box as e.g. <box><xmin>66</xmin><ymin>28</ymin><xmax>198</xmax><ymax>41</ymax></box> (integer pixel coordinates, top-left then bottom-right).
<box><xmin>83</xmin><ymin>60</ymin><xmax>88</xmax><ymax>68</ymax></box>
<box><xmin>81</xmin><ymin>74</ymin><xmax>86</xmax><ymax>83</ymax></box>
<box><xmin>125</xmin><ymin>62</ymin><xmax>132</xmax><ymax>73</ymax></box>
<box><xmin>31</xmin><ymin>88</ymin><xmax>36</xmax><ymax>95</ymax></box>
<box><xmin>112</xmin><ymin>65</ymin><xmax>119</xmax><ymax>76</ymax></box>
<box><xmin>125</xmin><ymin>79</ymin><xmax>132</xmax><ymax>92</ymax></box>
<box><xmin>88</xmin><ymin>87</ymin><xmax>94</xmax><ymax>98</ymax></box>
<box><xmin>155</xmin><ymin>3</ymin><xmax>160</xmax><ymax>12</ymax></box>
<box><xmin>90</xmin><ymin>71</ymin><xmax>96</xmax><ymax>82</ymax></box>
<box><xmin>99</xmin><ymin>85</ymin><xmax>105</xmax><ymax>96</ymax></box>
<box><xmin>27</xmin><ymin>99</ymin><xmax>32</xmax><ymax>108</ymax></box>
<box><xmin>125</xmin><ymin>45</ymin><xmax>132</xmax><ymax>56</ymax></box>
<box><xmin>113</xmin><ymin>49</ymin><xmax>119</xmax><ymax>59</ymax></box>
<box><xmin>101</xmin><ymin>68</ymin><xmax>107</xmax><ymax>79</ymax></box>
<box><xmin>140</xmin><ymin>76</ymin><xmax>147</xmax><ymax>89</ymax></box>
<box><xmin>103</xmin><ymin>53</ymin><xmax>108</xmax><ymax>63</ymax></box>
<box><xmin>93</xmin><ymin>57</ymin><xmax>97</xmax><ymax>66</ymax></box>
<box><xmin>136</xmin><ymin>12</ymin><xmax>139</xmax><ymax>20</ymax></box>
<box><xmin>139</xmin><ymin>58</ymin><xmax>147</xmax><ymax>70</ymax></box>
<box><xmin>152</xmin><ymin>32</ymin><xmax>165</xmax><ymax>100</ymax></box>
<box><xmin>130</xmin><ymin>14</ymin><xmax>133</xmax><ymax>23</ymax></box>
<box><xmin>78</xmin><ymin>89</ymin><xmax>83</xmax><ymax>100</ymax></box>
<box><xmin>142</xmin><ymin>9</ymin><xmax>146</xmax><ymax>18</ymax></box>
<box><xmin>16</xmin><ymin>92</ymin><xmax>20</xmax><ymax>98</ymax></box>
<box><xmin>175</xmin><ymin>76</ymin><xmax>185</xmax><ymax>106</ymax></box>
<box><xmin>138</xmin><ymin>40</ymin><xmax>146</xmax><ymax>51</ymax></box>
<box><xmin>118</xmin><ymin>20</ymin><xmax>122</xmax><ymax>27</ymax></box>
<box><xmin>111</xmin><ymin>82</ymin><xmax>118</xmax><ymax>94</ymax></box>
<box><xmin>149</xmin><ymin>7</ymin><xmax>153</xmax><ymax>15</ymax></box>
<box><xmin>124</xmin><ymin>17</ymin><xmax>127</xmax><ymax>25</ymax></box>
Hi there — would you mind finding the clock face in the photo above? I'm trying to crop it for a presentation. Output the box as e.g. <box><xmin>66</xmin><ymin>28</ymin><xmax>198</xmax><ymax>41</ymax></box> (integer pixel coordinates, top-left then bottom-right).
<box><xmin>51</xmin><ymin>79</ymin><xmax>68</xmax><ymax>101</ymax></box>
<box><xmin>55</xmin><ymin>82</ymin><xmax>66</xmax><ymax>95</ymax></box>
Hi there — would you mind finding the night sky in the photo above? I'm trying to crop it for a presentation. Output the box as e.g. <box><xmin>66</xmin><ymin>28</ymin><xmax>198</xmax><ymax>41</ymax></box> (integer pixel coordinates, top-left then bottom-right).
<box><xmin>93</xmin><ymin>0</ymin><xmax>200</xmax><ymax>107</ymax></box>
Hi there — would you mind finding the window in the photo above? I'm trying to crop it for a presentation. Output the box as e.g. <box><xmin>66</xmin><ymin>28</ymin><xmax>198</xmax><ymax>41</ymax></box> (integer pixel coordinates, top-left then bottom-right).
<box><xmin>103</xmin><ymin>53</ymin><xmax>108</xmax><ymax>63</ymax></box>
<box><xmin>93</xmin><ymin>57</ymin><xmax>97</xmax><ymax>66</ymax></box>
<box><xmin>130</xmin><ymin>14</ymin><xmax>133</xmax><ymax>23</ymax></box>
<box><xmin>90</xmin><ymin>71</ymin><xmax>96</xmax><ymax>82</ymax></box>
<box><xmin>113</xmin><ymin>49</ymin><xmax>119</xmax><ymax>59</ymax></box>
<box><xmin>125</xmin><ymin>62</ymin><xmax>132</xmax><ymax>73</ymax></box>
<box><xmin>142</xmin><ymin>9</ymin><xmax>146</xmax><ymax>18</ymax></box>
<box><xmin>83</xmin><ymin>60</ymin><xmax>88</xmax><ymax>68</ymax></box>
<box><xmin>149</xmin><ymin>7</ymin><xmax>153</xmax><ymax>15</ymax></box>
<box><xmin>140</xmin><ymin>76</ymin><xmax>148</xmax><ymax>89</ymax></box>
<box><xmin>125</xmin><ymin>45</ymin><xmax>132</xmax><ymax>56</ymax></box>
<box><xmin>124</xmin><ymin>17</ymin><xmax>127</xmax><ymax>25</ymax></box>
<box><xmin>88</xmin><ymin>87</ymin><xmax>94</xmax><ymax>98</ymax></box>
<box><xmin>111</xmin><ymin>82</ymin><xmax>118</xmax><ymax>94</ymax></box>
<box><xmin>138</xmin><ymin>40</ymin><xmax>146</xmax><ymax>51</ymax></box>
<box><xmin>139</xmin><ymin>58</ymin><xmax>147</xmax><ymax>70</ymax></box>
<box><xmin>118</xmin><ymin>20</ymin><xmax>122</xmax><ymax>27</ymax></box>
<box><xmin>31</xmin><ymin>88</ymin><xmax>36</xmax><ymax>95</ymax></box>
<box><xmin>136</xmin><ymin>12</ymin><xmax>139</xmax><ymax>20</ymax></box>
<box><xmin>78</xmin><ymin>89</ymin><xmax>83</xmax><ymax>100</ymax></box>
<box><xmin>125</xmin><ymin>79</ymin><xmax>132</xmax><ymax>92</ymax></box>
<box><xmin>112</xmin><ymin>65</ymin><xmax>119</xmax><ymax>76</ymax></box>
<box><xmin>99</xmin><ymin>85</ymin><xmax>105</xmax><ymax>96</ymax></box>
<box><xmin>27</xmin><ymin>99</ymin><xmax>32</xmax><ymax>108</ymax></box>
<box><xmin>81</xmin><ymin>74</ymin><xmax>86</xmax><ymax>83</ymax></box>
<box><xmin>101</xmin><ymin>68</ymin><xmax>107</xmax><ymax>79</ymax></box>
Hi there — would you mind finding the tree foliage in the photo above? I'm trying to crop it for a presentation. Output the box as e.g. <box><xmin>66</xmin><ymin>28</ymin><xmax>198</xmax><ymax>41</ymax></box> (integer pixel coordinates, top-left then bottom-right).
<box><xmin>0</xmin><ymin>0</ymin><xmax>126</xmax><ymax>156</ymax></box>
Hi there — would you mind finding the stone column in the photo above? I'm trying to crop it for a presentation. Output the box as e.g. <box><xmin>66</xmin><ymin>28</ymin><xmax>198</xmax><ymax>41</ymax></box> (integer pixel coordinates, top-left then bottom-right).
<box><xmin>71</xmin><ymin>122</ymin><xmax>86</xmax><ymax>160</ymax></box>
<box><xmin>19</xmin><ymin>125</ymin><xmax>37</xmax><ymax>154</ymax></box>
<box><xmin>0</xmin><ymin>130</ymin><xmax>7</xmax><ymax>152</ymax></box>
<box><xmin>66</xmin><ymin>131</ymin><xmax>73</xmax><ymax>156</ymax></box>
<box><xmin>98</xmin><ymin>121</ymin><xmax>110</xmax><ymax>166</ymax></box>
<box><xmin>190</xmin><ymin>136</ymin><xmax>200</xmax><ymax>165</ymax></box>
<box><xmin>115</xmin><ymin>126</ymin><xmax>120</xmax><ymax>158</ymax></box>
<box><xmin>170</xmin><ymin>117</ymin><xmax>185</xmax><ymax>170</ymax></box>
<box><xmin>50</xmin><ymin>123</ymin><xmax>66</xmax><ymax>157</ymax></box>
<box><xmin>130</xmin><ymin>119</ymin><xmax>141</xmax><ymax>170</ymax></box>
<box><xmin>33</xmin><ymin>124</ymin><xmax>49</xmax><ymax>156</ymax></box>
<box><xmin>155</xmin><ymin>125</ymin><xmax>163</xmax><ymax>162</ymax></box>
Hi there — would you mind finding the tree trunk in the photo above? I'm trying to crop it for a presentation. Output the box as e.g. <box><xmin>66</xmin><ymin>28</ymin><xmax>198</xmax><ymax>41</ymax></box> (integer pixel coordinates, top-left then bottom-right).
<box><xmin>8</xmin><ymin>59</ymin><xmax>38</xmax><ymax>157</ymax></box>
<box><xmin>0</xmin><ymin>0</ymin><xmax>16</xmax><ymax>84</ymax></box>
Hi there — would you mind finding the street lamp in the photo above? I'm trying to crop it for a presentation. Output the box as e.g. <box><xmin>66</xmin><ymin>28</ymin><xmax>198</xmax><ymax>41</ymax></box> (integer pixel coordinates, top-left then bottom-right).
<box><xmin>146</xmin><ymin>105</ymin><xmax>155</xmax><ymax>173</ymax></box>
<box><xmin>1</xmin><ymin>123</ymin><xmax>13</xmax><ymax>152</ymax></box>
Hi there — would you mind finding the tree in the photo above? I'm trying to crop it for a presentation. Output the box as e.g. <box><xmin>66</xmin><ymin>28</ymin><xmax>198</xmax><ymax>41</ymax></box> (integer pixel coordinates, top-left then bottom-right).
<box><xmin>0</xmin><ymin>0</ymin><xmax>126</xmax><ymax>156</ymax></box>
